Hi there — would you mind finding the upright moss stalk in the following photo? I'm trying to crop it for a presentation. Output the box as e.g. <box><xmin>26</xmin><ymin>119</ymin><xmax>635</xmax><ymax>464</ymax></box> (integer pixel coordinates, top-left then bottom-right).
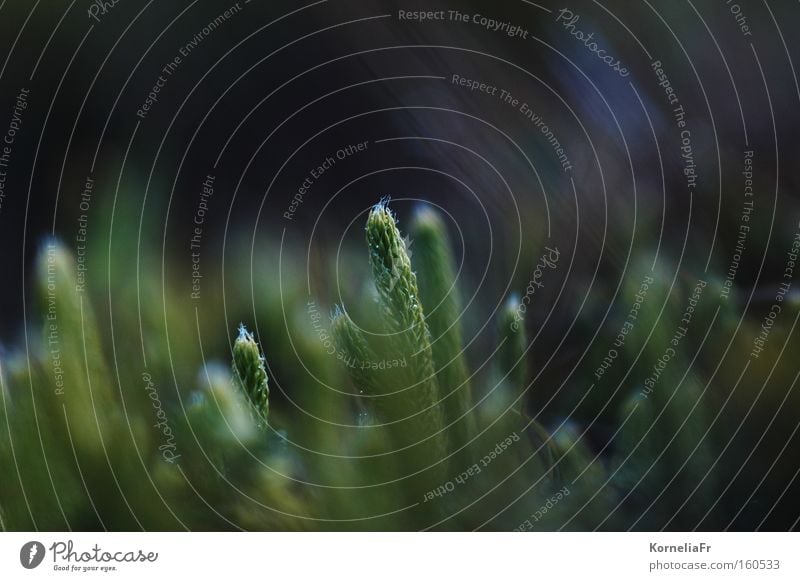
<box><xmin>37</xmin><ymin>239</ymin><xmax>117</xmax><ymax>458</ymax></box>
<box><xmin>498</xmin><ymin>294</ymin><xmax>528</xmax><ymax>390</ymax></box>
<box><xmin>494</xmin><ymin>294</ymin><xmax>556</xmax><ymax>479</ymax></box>
<box><xmin>365</xmin><ymin>201</ymin><xmax>446</xmax><ymax>467</ymax></box>
<box><xmin>410</xmin><ymin>206</ymin><xmax>475</xmax><ymax>454</ymax></box>
<box><xmin>232</xmin><ymin>324</ymin><xmax>269</xmax><ymax>425</ymax></box>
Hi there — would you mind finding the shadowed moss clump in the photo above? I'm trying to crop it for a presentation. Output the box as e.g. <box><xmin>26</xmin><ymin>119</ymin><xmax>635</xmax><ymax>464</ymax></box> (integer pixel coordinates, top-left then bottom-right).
<box><xmin>0</xmin><ymin>199</ymin><xmax>757</xmax><ymax>531</ymax></box>
<box><xmin>0</xmin><ymin>203</ymin><xmax>581</xmax><ymax>530</ymax></box>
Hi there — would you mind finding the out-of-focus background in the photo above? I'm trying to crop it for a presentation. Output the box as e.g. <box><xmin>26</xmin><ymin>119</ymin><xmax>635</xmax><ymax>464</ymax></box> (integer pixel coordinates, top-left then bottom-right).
<box><xmin>0</xmin><ymin>0</ymin><xmax>799</xmax><ymax>531</ymax></box>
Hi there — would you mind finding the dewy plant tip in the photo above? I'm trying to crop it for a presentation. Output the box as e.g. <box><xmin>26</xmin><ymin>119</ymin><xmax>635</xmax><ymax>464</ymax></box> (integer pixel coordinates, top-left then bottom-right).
<box><xmin>232</xmin><ymin>324</ymin><xmax>269</xmax><ymax>424</ymax></box>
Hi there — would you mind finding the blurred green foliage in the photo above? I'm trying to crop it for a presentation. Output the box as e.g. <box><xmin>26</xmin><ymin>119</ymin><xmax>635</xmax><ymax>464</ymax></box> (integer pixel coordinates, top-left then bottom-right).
<box><xmin>0</xmin><ymin>200</ymin><xmax>797</xmax><ymax>531</ymax></box>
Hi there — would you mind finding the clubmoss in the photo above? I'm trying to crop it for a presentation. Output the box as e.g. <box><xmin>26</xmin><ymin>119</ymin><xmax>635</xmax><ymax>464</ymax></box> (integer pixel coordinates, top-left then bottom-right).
<box><xmin>232</xmin><ymin>324</ymin><xmax>269</xmax><ymax>425</ymax></box>
<box><xmin>410</xmin><ymin>206</ymin><xmax>476</xmax><ymax>457</ymax></box>
<box><xmin>498</xmin><ymin>294</ymin><xmax>528</xmax><ymax>391</ymax></box>
<box><xmin>365</xmin><ymin>201</ymin><xmax>447</xmax><ymax>469</ymax></box>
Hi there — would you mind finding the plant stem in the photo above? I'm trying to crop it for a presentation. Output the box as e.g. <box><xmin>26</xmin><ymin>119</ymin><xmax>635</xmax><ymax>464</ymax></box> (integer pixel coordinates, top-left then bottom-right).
<box><xmin>410</xmin><ymin>206</ymin><xmax>476</xmax><ymax>454</ymax></box>
<box><xmin>498</xmin><ymin>294</ymin><xmax>528</xmax><ymax>390</ymax></box>
<box><xmin>365</xmin><ymin>201</ymin><xmax>446</xmax><ymax>471</ymax></box>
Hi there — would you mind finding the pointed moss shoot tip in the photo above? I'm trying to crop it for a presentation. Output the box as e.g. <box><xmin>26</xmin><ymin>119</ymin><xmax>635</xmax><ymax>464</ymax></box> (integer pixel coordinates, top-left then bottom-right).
<box><xmin>365</xmin><ymin>200</ymin><xmax>435</xmax><ymax>367</ymax></box>
<box><xmin>366</xmin><ymin>200</ymin><xmax>418</xmax><ymax>319</ymax></box>
<box><xmin>233</xmin><ymin>324</ymin><xmax>269</xmax><ymax>424</ymax></box>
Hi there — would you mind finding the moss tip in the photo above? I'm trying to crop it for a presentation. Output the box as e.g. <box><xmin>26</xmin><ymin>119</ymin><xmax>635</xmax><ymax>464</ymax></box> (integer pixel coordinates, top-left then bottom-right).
<box><xmin>505</xmin><ymin>294</ymin><xmax>520</xmax><ymax>311</ymax></box>
<box><xmin>411</xmin><ymin>205</ymin><xmax>442</xmax><ymax>230</ymax></box>
<box><xmin>367</xmin><ymin>197</ymin><xmax>396</xmax><ymax>226</ymax></box>
<box><xmin>236</xmin><ymin>324</ymin><xmax>260</xmax><ymax>349</ymax></box>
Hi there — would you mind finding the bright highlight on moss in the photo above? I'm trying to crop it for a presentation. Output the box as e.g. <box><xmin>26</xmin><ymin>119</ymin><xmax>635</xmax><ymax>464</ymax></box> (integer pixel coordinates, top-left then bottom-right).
<box><xmin>232</xmin><ymin>324</ymin><xmax>269</xmax><ymax>424</ymax></box>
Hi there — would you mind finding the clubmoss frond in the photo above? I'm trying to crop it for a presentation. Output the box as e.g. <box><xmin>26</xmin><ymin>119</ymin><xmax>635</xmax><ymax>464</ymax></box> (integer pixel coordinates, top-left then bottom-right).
<box><xmin>36</xmin><ymin>239</ymin><xmax>117</xmax><ymax>457</ymax></box>
<box><xmin>498</xmin><ymin>294</ymin><xmax>528</xmax><ymax>390</ymax></box>
<box><xmin>410</xmin><ymin>206</ymin><xmax>475</xmax><ymax>450</ymax></box>
<box><xmin>366</xmin><ymin>201</ymin><xmax>435</xmax><ymax>380</ymax></box>
<box><xmin>366</xmin><ymin>202</ymin><xmax>434</xmax><ymax>371</ymax></box>
<box><xmin>232</xmin><ymin>324</ymin><xmax>269</xmax><ymax>424</ymax></box>
<box><xmin>365</xmin><ymin>201</ymin><xmax>446</xmax><ymax>463</ymax></box>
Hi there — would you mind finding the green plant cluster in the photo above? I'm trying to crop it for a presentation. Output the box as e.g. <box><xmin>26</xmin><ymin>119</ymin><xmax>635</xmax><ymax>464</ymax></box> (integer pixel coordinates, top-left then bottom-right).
<box><xmin>0</xmin><ymin>201</ymin><xmax>747</xmax><ymax>531</ymax></box>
